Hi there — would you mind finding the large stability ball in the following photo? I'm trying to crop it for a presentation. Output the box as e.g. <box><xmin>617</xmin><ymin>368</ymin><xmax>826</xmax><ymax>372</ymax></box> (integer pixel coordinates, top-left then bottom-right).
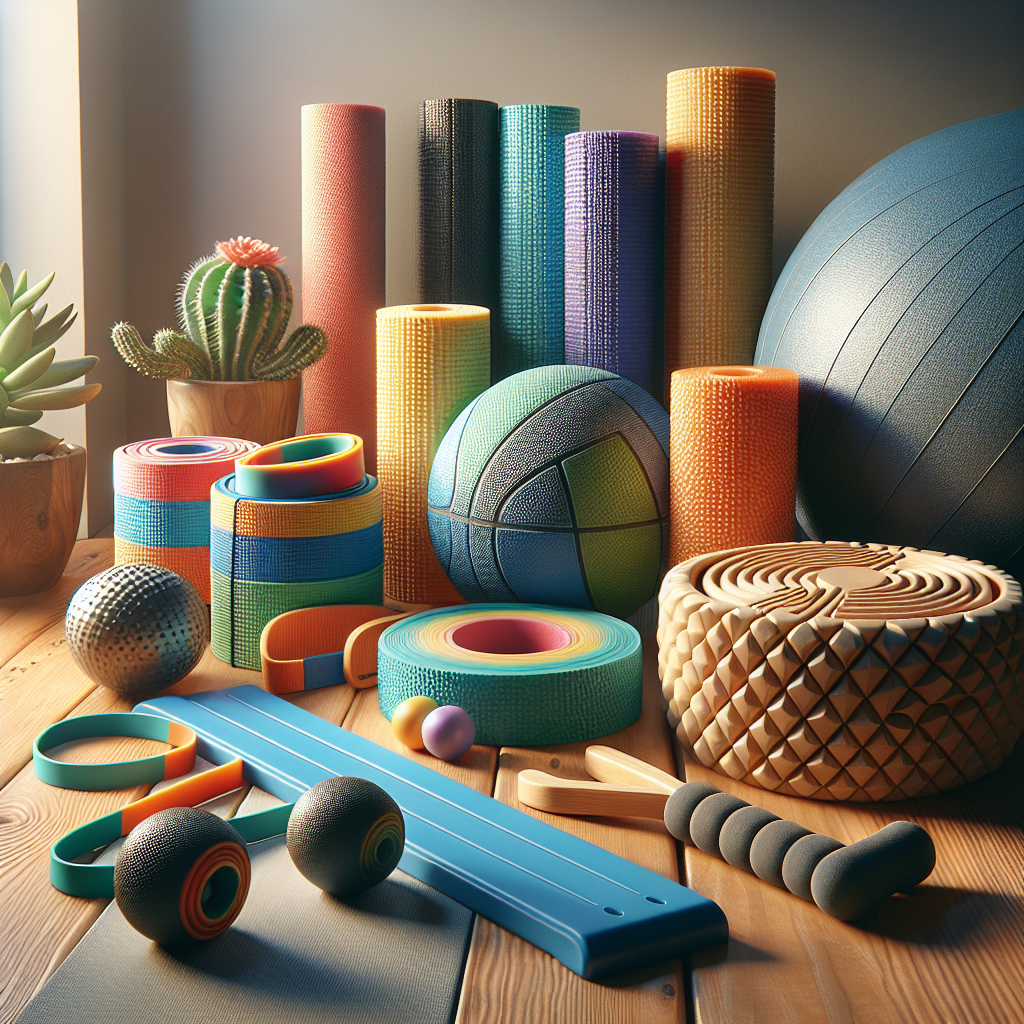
<box><xmin>755</xmin><ymin>110</ymin><xmax>1024</xmax><ymax>577</ymax></box>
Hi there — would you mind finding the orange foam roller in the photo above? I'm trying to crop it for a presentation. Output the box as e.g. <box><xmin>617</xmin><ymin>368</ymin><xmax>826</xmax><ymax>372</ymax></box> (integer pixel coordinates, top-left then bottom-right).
<box><xmin>669</xmin><ymin>366</ymin><xmax>797</xmax><ymax>566</ymax></box>
<box><xmin>301</xmin><ymin>103</ymin><xmax>385</xmax><ymax>470</ymax></box>
<box><xmin>376</xmin><ymin>303</ymin><xmax>490</xmax><ymax>609</ymax></box>
<box><xmin>665</xmin><ymin>67</ymin><xmax>775</xmax><ymax>402</ymax></box>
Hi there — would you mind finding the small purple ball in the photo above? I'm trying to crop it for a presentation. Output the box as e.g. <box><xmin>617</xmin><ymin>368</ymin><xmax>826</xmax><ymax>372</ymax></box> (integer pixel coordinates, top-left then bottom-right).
<box><xmin>421</xmin><ymin>705</ymin><xmax>475</xmax><ymax>761</ymax></box>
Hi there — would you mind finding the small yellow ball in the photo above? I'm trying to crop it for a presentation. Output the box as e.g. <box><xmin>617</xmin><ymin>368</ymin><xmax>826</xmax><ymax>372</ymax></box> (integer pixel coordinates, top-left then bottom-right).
<box><xmin>391</xmin><ymin>696</ymin><xmax>438</xmax><ymax>750</ymax></box>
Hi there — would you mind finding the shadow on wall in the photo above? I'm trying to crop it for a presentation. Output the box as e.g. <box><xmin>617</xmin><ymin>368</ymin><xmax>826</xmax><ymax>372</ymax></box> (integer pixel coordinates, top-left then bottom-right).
<box><xmin>124</xmin><ymin>0</ymin><xmax>193</xmax><ymax>443</ymax></box>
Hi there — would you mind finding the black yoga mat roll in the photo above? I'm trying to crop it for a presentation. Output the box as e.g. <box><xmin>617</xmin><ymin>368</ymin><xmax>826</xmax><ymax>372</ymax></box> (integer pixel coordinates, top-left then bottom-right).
<box><xmin>419</xmin><ymin>98</ymin><xmax>500</xmax><ymax>320</ymax></box>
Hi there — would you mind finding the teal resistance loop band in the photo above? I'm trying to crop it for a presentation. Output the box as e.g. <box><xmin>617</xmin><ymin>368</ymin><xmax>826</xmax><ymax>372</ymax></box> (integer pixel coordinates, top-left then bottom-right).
<box><xmin>34</xmin><ymin>713</ymin><xmax>294</xmax><ymax>898</ymax></box>
<box><xmin>33</xmin><ymin>714</ymin><xmax>194</xmax><ymax>791</ymax></box>
<box><xmin>50</xmin><ymin>796</ymin><xmax>293</xmax><ymax>900</ymax></box>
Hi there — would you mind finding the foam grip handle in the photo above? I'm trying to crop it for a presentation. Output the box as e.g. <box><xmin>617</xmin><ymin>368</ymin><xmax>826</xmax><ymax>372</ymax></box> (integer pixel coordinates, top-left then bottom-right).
<box><xmin>749</xmin><ymin>819</ymin><xmax>813</xmax><ymax>889</ymax></box>
<box><xmin>718</xmin><ymin>805</ymin><xmax>779</xmax><ymax>873</ymax></box>
<box><xmin>781</xmin><ymin>833</ymin><xmax>844</xmax><ymax>902</ymax></box>
<box><xmin>662</xmin><ymin>781</ymin><xmax>721</xmax><ymax>846</ymax></box>
<box><xmin>688</xmin><ymin>792</ymin><xmax>749</xmax><ymax>859</ymax></box>
<box><xmin>810</xmin><ymin>821</ymin><xmax>936</xmax><ymax>921</ymax></box>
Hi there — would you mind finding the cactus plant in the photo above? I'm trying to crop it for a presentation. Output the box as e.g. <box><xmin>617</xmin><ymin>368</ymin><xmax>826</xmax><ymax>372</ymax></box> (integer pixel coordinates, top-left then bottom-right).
<box><xmin>0</xmin><ymin>262</ymin><xmax>101</xmax><ymax>457</ymax></box>
<box><xmin>113</xmin><ymin>237</ymin><xmax>327</xmax><ymax>382</ymax></box>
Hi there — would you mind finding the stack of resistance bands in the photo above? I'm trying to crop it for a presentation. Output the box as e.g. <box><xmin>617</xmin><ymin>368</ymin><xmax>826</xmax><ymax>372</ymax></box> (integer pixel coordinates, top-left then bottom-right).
<box><xmin>114</xmin><ymin>437</ymin><xmax>258</xmax><ymax>603</ymax></box>
<box><xmin>209</xmin><ymin>433</ymin><xmax>383</xmax><ymax>670</ymax></box>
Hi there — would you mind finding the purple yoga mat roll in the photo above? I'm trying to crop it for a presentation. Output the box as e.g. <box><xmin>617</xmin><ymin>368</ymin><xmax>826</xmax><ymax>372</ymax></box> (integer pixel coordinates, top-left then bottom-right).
<box><xmin>564</xmin><ymin>131</ymin><xmax>660</xmax><ymax>397</ymax></box>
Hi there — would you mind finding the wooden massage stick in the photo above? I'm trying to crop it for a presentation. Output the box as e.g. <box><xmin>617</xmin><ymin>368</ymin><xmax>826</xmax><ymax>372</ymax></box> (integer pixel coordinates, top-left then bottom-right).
<box><xmin>518</xmin><ymin>747</ymin><xmax>936</xmax><ymax>921</ymax></box>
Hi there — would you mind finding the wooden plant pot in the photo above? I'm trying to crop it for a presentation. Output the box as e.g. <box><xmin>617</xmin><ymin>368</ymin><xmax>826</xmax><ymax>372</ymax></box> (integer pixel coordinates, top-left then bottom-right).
<box><xmin>0</xmin><ymin>445</ymin><xmax>87</xmax><ymax>597</ymax></box>
<box><xmin>166</xmin><ymin>378</ymin><xmax>301</xmax><ymax>446</ymax></box>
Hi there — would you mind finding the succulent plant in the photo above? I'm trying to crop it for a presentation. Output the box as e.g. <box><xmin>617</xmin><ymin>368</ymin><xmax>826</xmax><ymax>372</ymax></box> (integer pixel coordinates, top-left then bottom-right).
<box><xmin>0</xmin><ymin>262</ymin><xmax>100</xmax><ymax>458</ymax></box>
<box><xmin>112</xmin><ymin>237</ymin><xmax>328</xmax><ymax>382</ymax></box>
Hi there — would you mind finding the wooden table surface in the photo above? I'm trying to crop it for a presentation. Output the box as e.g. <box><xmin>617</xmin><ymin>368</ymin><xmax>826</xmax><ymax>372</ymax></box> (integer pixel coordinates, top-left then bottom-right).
<box><xmin>1</xmin><ymin>539</ymin><xmax>1022</xmax><ymax>1024</ymax></box>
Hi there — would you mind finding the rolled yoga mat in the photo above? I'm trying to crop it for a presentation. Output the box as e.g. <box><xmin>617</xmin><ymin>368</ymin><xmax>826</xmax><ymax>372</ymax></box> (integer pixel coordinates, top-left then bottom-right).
<box><xmin>497</xmin><ymin>104</ymin><xmax>580</xmax><ymax>381</ymax></box>
<box><xmin>419</xmin><ymin>98</ymin><xmax>499</xmax><ymax>317</ymax></box>
<box><xmin>377</xmin><ymin>604</ymin><xmax>642</xmax><ymax>746</ymax></box>
<box><xmin>376</xmin><ymin>304</ymin><xmax>490</xmax><ymax>610</ymax></box>
<box><xmin>301</xmin><ymin>103</ymin><xmax>385</xmax><ymax>470</ymax></box>
<box><xmin>669</xmin><ymin>365</ymin><xmax>797</xmax><ymax>566</ymax></box>
<box><xmin>209</xmin><ymin>473</ymin><xmax>383</xmax><ymax>669</ymax></box>
<box><xmin>665</xmin><ymin>67</ymin><xmax>775</xmax><ymax>401</ymax></box>
<box><xmin>564</xmin><ymin>130</ymin><xmax>660</xmax><ymax>397</ymax></box>
<box><xmin>113</xmin><ymin>437</ymin><xmax>258</xmax><ymax>603</ymax></box>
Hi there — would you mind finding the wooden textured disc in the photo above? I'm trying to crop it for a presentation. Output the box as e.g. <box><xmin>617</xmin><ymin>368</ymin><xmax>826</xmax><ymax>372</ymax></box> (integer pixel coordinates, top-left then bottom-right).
<box><xmin>657</xmin><ymin>541</ymin><xmax>1023</xmax><ymax>802</ymax></box>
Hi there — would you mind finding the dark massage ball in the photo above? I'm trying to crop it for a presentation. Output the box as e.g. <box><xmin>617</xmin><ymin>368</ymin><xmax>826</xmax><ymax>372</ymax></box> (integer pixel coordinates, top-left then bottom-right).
<box><xmin>114</xmin><ymin>806</ymin><xmax>250</xmax><ymax>947</ymax></box>
<box><xmin>286</xmin><ymin>776</ymin><xmax>405</xmax><ymax>898</ymax></box>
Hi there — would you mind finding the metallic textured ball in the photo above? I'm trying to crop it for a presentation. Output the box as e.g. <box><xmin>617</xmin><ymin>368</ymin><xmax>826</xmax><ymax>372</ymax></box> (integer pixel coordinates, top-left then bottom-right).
<box><xmin>65</xmin><ymin>564</ymin><xmax>208</xmax><ymax>701</ymax></box>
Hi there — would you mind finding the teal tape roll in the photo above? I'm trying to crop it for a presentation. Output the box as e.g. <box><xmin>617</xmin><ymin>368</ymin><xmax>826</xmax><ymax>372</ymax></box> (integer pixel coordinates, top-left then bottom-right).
<box><xmin>377</xmin><ymin>604</ymin><xmax>641</xmax><ymax>745</ymax></box>
<box><xmin>497</xmin><ymin>104</ymin><xmax>580</xmax><ymax>381</ymax></box>
<box><xmin>211</xmin><ymin>565</ymin><xmax>384</xmax><ymax>670</ymax></box>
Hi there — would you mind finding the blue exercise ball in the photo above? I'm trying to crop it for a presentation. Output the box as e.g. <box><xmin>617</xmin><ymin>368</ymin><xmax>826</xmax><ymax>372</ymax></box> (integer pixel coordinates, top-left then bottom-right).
<box><xmin>755</xmin><ymin>110</ymin><xmax>1024</xmax><ymax>578</ymax></box>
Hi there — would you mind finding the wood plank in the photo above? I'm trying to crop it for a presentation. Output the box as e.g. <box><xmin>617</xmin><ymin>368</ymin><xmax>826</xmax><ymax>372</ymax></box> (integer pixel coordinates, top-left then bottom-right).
<box><xmin>0</xmin><ymin>538</ymin><xmax>111</xmax><ymax>665</ymax></box>
<box><xmin>682</xmin><ymin>740</ymin><xmax>1024</xmax><ymax>1024</ymax></box>
<box><xmin>455</xmin><ymin>640</ymin><xmax>686</xmax><ymax>1024</ymax></box>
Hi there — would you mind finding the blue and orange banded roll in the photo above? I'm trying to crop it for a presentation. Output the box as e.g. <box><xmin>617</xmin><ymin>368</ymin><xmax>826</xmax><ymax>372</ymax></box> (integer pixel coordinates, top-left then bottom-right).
<box><xmin>113</xmin><ymin>437</ymin><xmax>258</xmax><ymax>602</ymax></box>
<box><xmin>377</xmin><ymin>604</ymin><xmax>642</xmax><ymax>746</ymax></box>
<box><xmin>209</xmin><ymin>472</ymin><xmax>384</xmax><ymax>670</ymax></box>
<box><xmin>234</xmin><ymin>433</ymin><xmax>365</xmax><ymax>500</ymax></box>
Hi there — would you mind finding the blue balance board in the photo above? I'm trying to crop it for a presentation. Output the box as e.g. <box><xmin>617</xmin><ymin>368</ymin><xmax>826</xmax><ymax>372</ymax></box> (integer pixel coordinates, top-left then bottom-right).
<box><xmin>135</xmin><ymin>685</ymin><xmax>727</xmax><ymax>979</ymax></box>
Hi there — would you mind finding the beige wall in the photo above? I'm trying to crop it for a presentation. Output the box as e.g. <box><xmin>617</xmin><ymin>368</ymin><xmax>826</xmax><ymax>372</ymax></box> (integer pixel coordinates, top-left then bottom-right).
<box><xmin>0</xmin><ymin>0</ymin><xmax>88</xmax><ymax>531</ymax></box>
<box><xmin>3</xmin><ymin>0</ymin><xmax>1021</xmax><ymax>532</ymax></box>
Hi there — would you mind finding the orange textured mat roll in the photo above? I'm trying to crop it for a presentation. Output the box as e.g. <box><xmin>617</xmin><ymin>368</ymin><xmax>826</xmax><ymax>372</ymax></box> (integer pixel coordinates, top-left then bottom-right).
<box><xmin>301</xmin><ymin>103</ymin><xmax>385</xmax><ymax>470</ymax></box>
<box><xmin>665</xmin><ymin>67</ymin><xmax>775</xmax><ymax>403</ymax></box>
<box><xmin>376</xmin><ymin>304</ymin><xmax>490</xmax><ymax>609</ymax></box>
<box><xmin>669</xmin><ymin>365</ymin><xmax>797</xmax><ymax>565</ymax></box>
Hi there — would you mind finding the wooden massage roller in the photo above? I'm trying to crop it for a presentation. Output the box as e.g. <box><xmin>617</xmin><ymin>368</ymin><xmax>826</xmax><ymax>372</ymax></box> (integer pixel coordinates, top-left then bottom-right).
<box><xmin>518</xmin><ymin>746</ymin><xmax>936</xmax><ymax>922</ymax></box>
<box><xmin>658</xmin><ymin>542</ymin><xmax>1023</xmax><ymax>801</ymax></box>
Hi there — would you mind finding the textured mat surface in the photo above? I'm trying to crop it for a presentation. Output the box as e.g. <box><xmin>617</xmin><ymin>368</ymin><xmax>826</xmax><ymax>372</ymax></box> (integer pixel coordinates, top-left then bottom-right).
<box><xmin>497</xmin><ymin>104</ymin><xmax>580</xmax><ymax>380</ymax></box>
<box><xmin>419</xmin><ymin>98</ymin><xmax>500</xmax><ymax>318</ymax></box>
<box><xmin>564</xmin><ymin>130</ymin><xmax>660</xmax><ymax>397</ymax></box>
<box><xmin>301</xmin><ymin>103</ymin><xmax>385</xmax><ymax>470</ymax></box>
<box><xmin>665</xmin><ymin>67</ymin><xmax>774</xmax><ymax>398</ymax></box>
<box><xmin>376</xmin><ymin>304</ymin><xmax>489</xmax><ymax>608</ymax></box>
<box><xmin>19</xmin><ymin>787</ymin><xmax>472</xmax><ymax>1024</ymax></box>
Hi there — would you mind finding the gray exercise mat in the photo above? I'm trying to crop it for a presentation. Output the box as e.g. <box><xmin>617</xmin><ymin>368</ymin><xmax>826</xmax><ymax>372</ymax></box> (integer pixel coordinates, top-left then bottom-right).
<box><xmin>20</xmin><ymin>784</ymin><xmax>473</xmax><ymax>1024</ymax></box>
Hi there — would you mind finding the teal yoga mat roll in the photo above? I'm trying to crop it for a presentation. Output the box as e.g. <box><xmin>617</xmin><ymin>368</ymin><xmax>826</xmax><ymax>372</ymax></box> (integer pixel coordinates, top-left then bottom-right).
<box><xmin>497</xmin><ymin>104</ymin><xmax>580</xmax><ymax>381</ymax></box>
<box><xmin>211</xmin><ymin>565</ymin><xmax>384</xmax><ymax>670</ymax></box>
<box><xmin>377</xmin><ymin>604</ymin><xmax>641</xmax><ymax>746</ymax></box>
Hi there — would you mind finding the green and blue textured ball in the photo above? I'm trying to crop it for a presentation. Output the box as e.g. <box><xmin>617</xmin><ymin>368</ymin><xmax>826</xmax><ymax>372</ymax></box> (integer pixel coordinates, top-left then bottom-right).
<box><xmin>427</xmin><ymin>365</ymin><xmax>669</xmax><ymax>618</ymax></box>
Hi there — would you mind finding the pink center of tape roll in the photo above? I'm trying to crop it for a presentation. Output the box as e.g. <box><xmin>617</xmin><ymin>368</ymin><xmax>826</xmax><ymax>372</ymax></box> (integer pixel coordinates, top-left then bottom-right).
<box><xmin>449</xmin><ymin>617</ymin><xmax>573</xmax><ymax>656</ymax></box>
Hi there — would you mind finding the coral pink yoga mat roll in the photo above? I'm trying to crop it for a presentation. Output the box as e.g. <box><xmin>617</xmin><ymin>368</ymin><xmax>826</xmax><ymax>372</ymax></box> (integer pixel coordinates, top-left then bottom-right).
<box><xmin>301</xmin><ymin>103</ymin><xmax>385</xmax><ymax>471</ymax></box>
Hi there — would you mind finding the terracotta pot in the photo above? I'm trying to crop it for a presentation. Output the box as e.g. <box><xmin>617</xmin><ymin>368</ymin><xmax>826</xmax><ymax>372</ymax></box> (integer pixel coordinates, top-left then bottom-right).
<box><xmin>0</xmin><ymin>445</ymin><xmax>87</xmax><ymax>597</ymax></box>
<box><xmin>166</xmin><ymin>378</ymin><xmax>301</xmax><ymax>446</ymax></box>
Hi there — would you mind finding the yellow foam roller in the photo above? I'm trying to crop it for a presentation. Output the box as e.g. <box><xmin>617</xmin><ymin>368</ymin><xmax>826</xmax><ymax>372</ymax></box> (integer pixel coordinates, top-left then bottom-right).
<box><xmin>376</xmin><ymin>304</ymin><xmax>490</xmax><ymax>609</ymax></box>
